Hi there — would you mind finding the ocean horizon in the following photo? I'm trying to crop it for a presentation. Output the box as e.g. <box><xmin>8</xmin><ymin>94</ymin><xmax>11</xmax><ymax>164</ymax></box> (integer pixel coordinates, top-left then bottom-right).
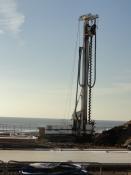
<box><xmin>0</xmin><ymin>116</ymin><xmax>126</xmax><ymax>133</ymax></box>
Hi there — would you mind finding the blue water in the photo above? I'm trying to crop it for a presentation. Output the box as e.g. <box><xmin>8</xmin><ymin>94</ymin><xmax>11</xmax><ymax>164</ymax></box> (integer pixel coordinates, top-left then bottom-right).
<box><xmin>0</xmin><ymin>117</ymin><xmax>125</xmax><ymax>133</ymax></box>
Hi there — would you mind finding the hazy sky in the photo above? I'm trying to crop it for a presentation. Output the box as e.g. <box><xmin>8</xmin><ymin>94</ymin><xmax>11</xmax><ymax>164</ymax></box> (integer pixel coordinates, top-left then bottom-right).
<box><xmin>0</xmin><ymin>0</ymin><xmax>131</xmax><ymax>121</ymax></box>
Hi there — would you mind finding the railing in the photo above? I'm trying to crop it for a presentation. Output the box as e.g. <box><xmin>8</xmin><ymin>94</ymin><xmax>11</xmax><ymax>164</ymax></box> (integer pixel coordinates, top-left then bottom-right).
<box><xmin>0</xmin><ymin>124</ymin><xmax>38</xmax><ymax>136</ymax></box>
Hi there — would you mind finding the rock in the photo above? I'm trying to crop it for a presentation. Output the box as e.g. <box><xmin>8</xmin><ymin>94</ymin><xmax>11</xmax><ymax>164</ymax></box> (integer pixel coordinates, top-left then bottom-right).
<box><xmin>94</xmin><ymin>121</ymin><xmax>131</xmax><ymax>147</ymax></box>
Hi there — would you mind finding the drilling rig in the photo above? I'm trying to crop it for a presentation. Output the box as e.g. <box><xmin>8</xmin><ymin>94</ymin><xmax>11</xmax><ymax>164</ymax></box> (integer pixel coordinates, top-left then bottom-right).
<box><xmin>72</xmin><ymin>14</ymin><xmax>98</xmax><ymax>139</ymax></box>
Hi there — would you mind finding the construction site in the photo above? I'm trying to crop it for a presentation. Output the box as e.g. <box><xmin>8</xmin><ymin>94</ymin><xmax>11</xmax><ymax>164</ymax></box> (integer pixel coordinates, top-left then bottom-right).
<box><xmin>0</xmin><ymin>13</ymin><xmax>131</xmax><ymax>174</ymax></box>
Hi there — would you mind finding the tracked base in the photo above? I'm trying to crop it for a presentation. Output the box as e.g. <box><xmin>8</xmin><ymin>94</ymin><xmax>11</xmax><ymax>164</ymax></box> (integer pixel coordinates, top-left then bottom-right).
<box><xmin>74</xmin><ymin>134</ymin><xmax>95</xmax><ymax>143</ymax></box>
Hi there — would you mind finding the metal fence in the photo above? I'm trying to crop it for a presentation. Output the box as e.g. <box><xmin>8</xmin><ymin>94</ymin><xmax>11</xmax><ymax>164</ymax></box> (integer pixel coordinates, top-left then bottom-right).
<box><xmin>0</xmin><ymin>124</ymin><xmax>38</xmax><ymax>136</ymax></box>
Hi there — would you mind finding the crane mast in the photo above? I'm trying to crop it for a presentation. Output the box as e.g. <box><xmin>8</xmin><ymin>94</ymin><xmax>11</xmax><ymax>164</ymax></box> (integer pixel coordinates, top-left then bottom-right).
<box><xmin>72</xmin><ymin>14</ymin><xmax>98</xmax><ymax>138</ymax></box>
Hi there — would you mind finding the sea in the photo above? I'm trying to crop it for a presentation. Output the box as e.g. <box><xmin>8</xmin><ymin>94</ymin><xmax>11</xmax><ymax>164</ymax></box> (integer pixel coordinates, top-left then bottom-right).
<box><xmin>0</xmin><ymin>117</ymin><xmax>125</xmax><ymax>134</ymax></box>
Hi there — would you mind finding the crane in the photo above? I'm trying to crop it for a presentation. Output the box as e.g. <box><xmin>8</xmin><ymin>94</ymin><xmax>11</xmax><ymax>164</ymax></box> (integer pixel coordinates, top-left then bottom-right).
<box><xmin>72</xmin><ymin>14</ymin><xmax>98</xmax><ymax>139</ymax></box>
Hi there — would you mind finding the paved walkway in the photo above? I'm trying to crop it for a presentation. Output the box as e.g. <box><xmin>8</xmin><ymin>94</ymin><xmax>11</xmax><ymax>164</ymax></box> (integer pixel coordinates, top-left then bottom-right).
<box><xmin>0</xmin><ymin>150</ymin><xmax>131</xmax><ymax>163</ymax></box>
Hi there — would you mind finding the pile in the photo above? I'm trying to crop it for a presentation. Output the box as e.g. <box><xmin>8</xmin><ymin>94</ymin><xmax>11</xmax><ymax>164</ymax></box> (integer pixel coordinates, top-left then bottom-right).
<box><xmin>95</xmin><ymin>121</ymin><xmax>131</xmax><ymax>147</ymax></box>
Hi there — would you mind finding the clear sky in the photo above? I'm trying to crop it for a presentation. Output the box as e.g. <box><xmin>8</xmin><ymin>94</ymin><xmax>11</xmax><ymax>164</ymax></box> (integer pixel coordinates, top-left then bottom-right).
<box><xmin>0</xmin><ymin>0</ymin><xmax>131</xmax><ymax>121</ymax></box>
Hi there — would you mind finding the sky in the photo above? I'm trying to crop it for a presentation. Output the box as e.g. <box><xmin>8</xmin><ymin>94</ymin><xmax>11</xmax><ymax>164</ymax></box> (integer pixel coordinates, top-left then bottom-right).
<box><xmin>0</xmin><ymin>0</ymin><xmax>131</xmax><ymax>121</ymax></box>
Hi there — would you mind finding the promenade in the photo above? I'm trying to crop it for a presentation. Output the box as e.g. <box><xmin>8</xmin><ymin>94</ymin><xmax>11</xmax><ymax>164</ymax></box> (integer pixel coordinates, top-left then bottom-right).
<box><xmin>0</xmin><ymin>150</ymin><xmax>131</xmax><ymax>163</ymax></box>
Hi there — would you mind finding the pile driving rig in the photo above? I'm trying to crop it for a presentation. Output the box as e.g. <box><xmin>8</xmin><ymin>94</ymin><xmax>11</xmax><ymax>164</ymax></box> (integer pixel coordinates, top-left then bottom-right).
<box><xmin>72</xmin><ymin>14</ymin><xmax>98</xmax><ymax>138</ymax></box>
